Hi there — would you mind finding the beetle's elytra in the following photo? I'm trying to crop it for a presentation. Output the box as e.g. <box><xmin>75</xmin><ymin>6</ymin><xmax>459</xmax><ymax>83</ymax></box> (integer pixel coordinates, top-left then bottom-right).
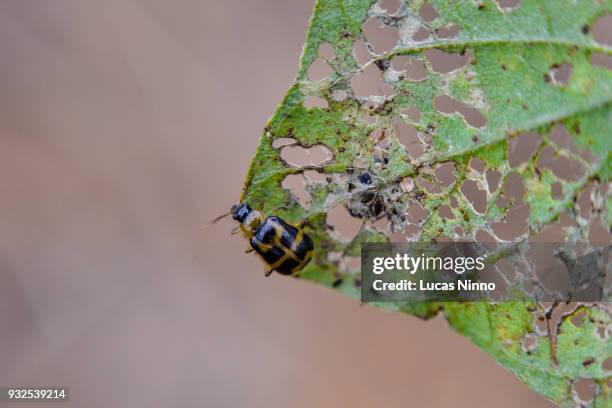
<box><xmin>231</xmin><ymin>202</ymin><xmax>314</xmax><ymax>277</ymax></box>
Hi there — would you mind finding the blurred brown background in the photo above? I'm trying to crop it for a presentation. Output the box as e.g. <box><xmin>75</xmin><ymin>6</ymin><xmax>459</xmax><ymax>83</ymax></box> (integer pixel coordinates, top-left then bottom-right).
<box><xmin>0</xmin><ymin>1</ymin><xmax>555</xmax><ymax>407</ymax></box>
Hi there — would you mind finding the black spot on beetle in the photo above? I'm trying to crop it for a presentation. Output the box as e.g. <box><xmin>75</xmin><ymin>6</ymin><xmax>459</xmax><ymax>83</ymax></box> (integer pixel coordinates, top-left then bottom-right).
<box><xmin>472</xmin><ymin>135</ymin><xmax>479</xmax><ymax>142</ymax></box>
<box><xmin>332</xmin><ymin>278</ymin><xmax>343</xmax><ymax>288</ymax></box>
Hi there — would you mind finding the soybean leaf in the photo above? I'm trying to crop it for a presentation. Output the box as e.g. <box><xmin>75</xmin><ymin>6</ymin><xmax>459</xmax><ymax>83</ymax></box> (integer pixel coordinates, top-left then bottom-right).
<box><xmin>240</xmin><ymin>1</ymin><xmax>612</xmax><ymax>405</ymax></box>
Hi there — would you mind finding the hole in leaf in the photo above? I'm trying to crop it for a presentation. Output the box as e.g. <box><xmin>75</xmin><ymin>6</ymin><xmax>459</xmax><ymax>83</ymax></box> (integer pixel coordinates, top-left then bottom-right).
<box><xmin>351</xmin><ymin>64</ymin><xmax>394</xmax><ymax>97</ymax></box>
<box><xmin>434</xmin><ymin>95</ymin><xmax>487</xmax><ymax>128</ymax></box>
<box><xmin>434</xmin><ymin>162</ymin><xmax>456</xmax><ymax>187</ymax></box>
<box><xmin>496</xmin><ymin>196</ymin><xmax>511</xmax><ymax>209</ymax></box>
<box><xmin>549</xmin><ymin>125</ymin><xmax>578</xmax><ymax>153</ymax></box>
<box><xmin>282</xmin><ymin>174</ymin><xmax>311</xmax><ymax>210</ymax></box>
<box><xmin>501</xmin><ymin>172</ymin><xmax>524</xmax><ymax>202</ymax></box>
<box><xmin>592</xmin><ymin>13</ymin><xmax>612</xmax><ymax>46</ymax></box>
<box><xmin>551</xmin><ymin>182</ymin><xmax>563</xmax><ymax>200</ymax></box>
<box><xmin>572</xmin><ymin>378</ymin><xmax>596</xmax><ymax>405</ymax></box>
<box><xmin>419</xmin><ymin>3</ymin><xmax>439</xmax><ymax>22</ymax></box>
<box><xmin>394</xmin><ymin>118</ymin><xmax>424</xmax><ymax>159</ymax></box>
<box><xmin>492</xmin><ymin>204</ymin><xmax>529</xmax><ymax>240</ymax></box>
<box><xmin>436</xmin><ymin>24</ymin><xmax>461</xmax><ymax>39</ymax></box>
<box><xmin>589</xmin><ymin>219</ymin><xmax>612</xmax><ymax>243</ymax></box>
<box><xmin>386</xmin><ymin>227</ymin><xmax>407</xmax><ymax>242</ymax></box>
<box><xmin>590</xmin><ymin>53</ymin><xmax>612</xmax><ymax>70</ymax></box>
<box><xmin>353</xmin><ymin>40</ymin><xmax>372</xmax><ymax>65</ymax></box>
<box><xmin>303</xmin><ymin>96</ymin><xmax>329</xmax><ymax>109</ymax></box>
<box><xmin>362</xmin><ymin>18</ymin><xmax>399</xmax><ymax>54</ymax></box>
<box><xmin>460</xmin><ymin>179</ymin><xmax>487</xmax><ymax>214</ymax></box>
<box><xmin>280</xmin><ymin>144</ymin><xmax>333</xmax><ymax>167</ymax></box>
<box><xmin>520</xmin><ymin>333</ymin><xmax>537</xmax><ymax>353</ymax></box>
<box><xmin>494</xmin><ymin>0</ymin><xmax>521</xmax><ymax>11</ymax></box>
<box><xmin>317</xmin><ymin>43</ymin><xmax>335</xmax><ymax>60</ymax></box>
<box><xmin>399</xmin><ymin>107</ymin><xmax>420</xmax><ymax>124</ymax></box>
<box><xmin>372</xmin><ymin>216</ymin><xmax>390</xmax><ymax>233</ymax></box>
<box><xmin>417</xmin><ymin>175</ymin><xmax>442</xmax><ymax>193</ymax></box>
<box><xmin>486</xmin><ymin>170</ymin><xmax>501</xmax><ymax>193</ymax></box>
<box><xmin>439</xmin><ymin>205</ymin><xmax>454</xmax><ymax>220</ymax></box>
<box><xmin>379</xmin><ymin>0</ymin><xmax>400</xmax><ymax>14</ymax></box>
<box><xmin>272</xmin><ymin>138</ymin><xmax>297</xmax><ymax>149</ymax></box>
<box><xmin>476</xmin><ymin>229</ymin><xmax>496</xmax><ymax>243</ymax></box>
<box><xmin>403</xmin><ymin>224</ymin><xmax>421</xmax><ymax>238</ymax></box>
<box><xmin>391</xmin><ymin>55</ymin><xmax>409</xmax><ymax>70</ymax></box>
<box><xmin>304</xmin><ymin>170</ymin><xmax>326</xmax><ymax>183</ymax></box>
<box><xmin>535</xmin><ymin>211</ymin><xmax>577</xmax><ymax>241</ymax></box>
<box><xmin>570</xmin><ymin>308</ymin><xmax>587</xmax><ymax>327</ymax></box>
<box><xmin>469</xmin><ymin>157</ymin><xmax>485</xmax><ymax>173</ymax></box>
<box><xmin>392</xmin><ymin>56</ymin><xmax>428</xmax><ymax>80</ymax></box>
<box><xmin>405</xmin><ymin>200</ymin><xmax>427</xmax><ymax>224</ymax></box>
<box><xmin>546</xmin><ymin>63</ymin><xmax>572</xmax><ymax>86</ymax></box>
<box><xmin>327</xmin><ymin>204</ymin><xmax>362</xmax><ymax>240</ymax></box>
<box><xmin>425</xmin><ymin>49</ymin><xmax>471</xmax><ymax>73</ymax></box>
<box><xmin>412</xmin><ymin>26</ymin><xmax>431</xmax><ymax>41</ymax></box>
<box><xmin>405</xmin><ymin>59</ymin><xmax>428</xmax><ymax>80</ymax></box>
<box><xmin>508</xmin><ymin>131</ymin><xmax>541</xmax><ymax>168</ymax></box>
<box><xmin>537</xmin><ymin>146</ymin><xmax>586</xmax><ymax>182</ymax></box>
<box><xmin>307</xmin><ymin>58</ymin><xmax>333</xmax><ymax>81</ymax></box>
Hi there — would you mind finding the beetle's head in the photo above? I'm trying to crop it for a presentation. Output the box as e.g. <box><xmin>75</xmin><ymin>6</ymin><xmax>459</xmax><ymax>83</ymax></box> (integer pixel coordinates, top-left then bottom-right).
<box><xmin>231</xmin><ymin>202</ymin><xmax>251</xmax><ymax>222</ymax></box>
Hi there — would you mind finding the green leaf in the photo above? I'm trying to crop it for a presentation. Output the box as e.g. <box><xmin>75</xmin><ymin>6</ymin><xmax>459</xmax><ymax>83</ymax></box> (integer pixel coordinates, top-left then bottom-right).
<box><xmin>240</xmin><ymin>1</ymin><xmax>612</xmax><ymax>405</ymax></box>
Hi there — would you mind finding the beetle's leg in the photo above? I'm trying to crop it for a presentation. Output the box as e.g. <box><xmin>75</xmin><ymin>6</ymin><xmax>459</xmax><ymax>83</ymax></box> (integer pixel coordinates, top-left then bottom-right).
<box><xmin>295</xmin><ymin>220</ymin><xmax>312</xmax><ymax>229</ymax></box>
<box><xmin>264</xmin><ymin>266</ymin><xmax>273</xmax><ymax>277</ymax></box>
<box><xmin>231</xmin><ymin>226</ymin><xmax>241</xmax><ymax>234</ymax></box>
<box><xmin>245</xmin><ymin>247</ymin><xmax>254</xmax><ymax>254</ymax></box>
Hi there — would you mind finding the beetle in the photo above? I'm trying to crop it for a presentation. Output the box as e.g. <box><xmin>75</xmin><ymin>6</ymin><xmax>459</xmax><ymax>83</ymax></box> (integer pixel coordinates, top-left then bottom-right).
<box><xmin>225</xmin><ymin>202</ymin><xmax>314</xmax><ymax>277</ymax></box>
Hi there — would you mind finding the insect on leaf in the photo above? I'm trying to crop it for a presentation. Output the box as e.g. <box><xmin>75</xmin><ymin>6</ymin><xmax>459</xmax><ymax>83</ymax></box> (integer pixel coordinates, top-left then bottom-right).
<box><xmin>240</xmin><ymin>0</ymin><xmax>612</xmax><ymax>405</ymax></box>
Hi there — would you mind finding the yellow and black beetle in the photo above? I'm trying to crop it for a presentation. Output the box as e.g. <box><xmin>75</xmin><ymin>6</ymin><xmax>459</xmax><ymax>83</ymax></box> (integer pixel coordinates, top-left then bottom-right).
<box><xmin>229</xmin><ymin>202</ymin><xmax>314</xmax><ymax>277</ymax></box>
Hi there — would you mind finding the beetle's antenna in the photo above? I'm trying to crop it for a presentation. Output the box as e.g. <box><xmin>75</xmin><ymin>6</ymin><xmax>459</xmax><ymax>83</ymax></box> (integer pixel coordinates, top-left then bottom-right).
<box><xmin>209</xmin><ymin>212</ymin><xmax>231</xmax><ymax>224</ymax></box>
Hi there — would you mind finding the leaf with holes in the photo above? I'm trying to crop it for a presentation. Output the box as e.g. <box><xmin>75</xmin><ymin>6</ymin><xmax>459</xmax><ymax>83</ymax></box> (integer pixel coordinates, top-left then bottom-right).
<box><xmin>239</xmin><ymin>0</ymin><xmax>612</xmax><ymax>405</ymax></box>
